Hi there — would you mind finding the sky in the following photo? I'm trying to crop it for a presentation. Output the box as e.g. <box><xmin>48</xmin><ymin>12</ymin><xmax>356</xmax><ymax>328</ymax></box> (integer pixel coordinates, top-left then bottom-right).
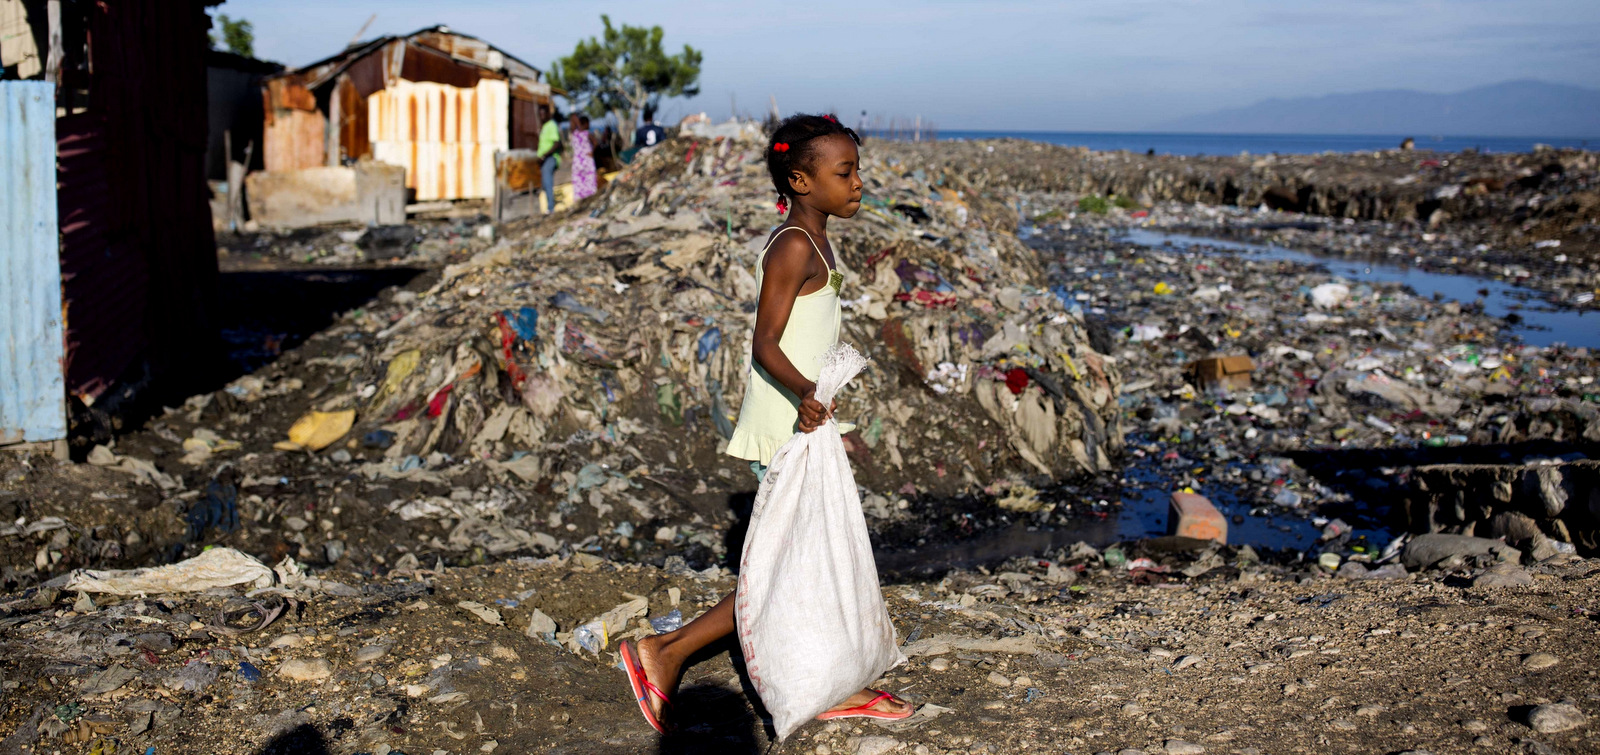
<box><xmin>215</xmin><ymin>0</ymin><xmax>1600</xmax><ymax>132</ymax></box>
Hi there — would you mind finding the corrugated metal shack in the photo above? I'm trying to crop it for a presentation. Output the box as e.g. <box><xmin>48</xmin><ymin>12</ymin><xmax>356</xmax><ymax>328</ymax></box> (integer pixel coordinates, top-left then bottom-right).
<box><xmin>206</xmin><ymin>48</ymin><xmax>282</xmax><ymax>180</ymax></box>
<box><xmin>0</xmin><ymin>82</ymin><xmax>66</xmax><ymax>448</ymax></box>
<box><xmin>261</xmin><ymin>26</ymin><xmax>554</xmax><ymax>202</ymax></box>
<box><xmin>2</xmin><ymin>0</ymin><xmax>218</xmax><ymax>446</ymax></box>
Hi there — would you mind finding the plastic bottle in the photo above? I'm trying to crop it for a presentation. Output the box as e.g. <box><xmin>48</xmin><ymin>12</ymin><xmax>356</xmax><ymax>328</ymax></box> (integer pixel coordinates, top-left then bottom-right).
<box><xmin>573</xmin><ymin>621</ymin><xmax>606</xmax><ymax>654</ymax></box>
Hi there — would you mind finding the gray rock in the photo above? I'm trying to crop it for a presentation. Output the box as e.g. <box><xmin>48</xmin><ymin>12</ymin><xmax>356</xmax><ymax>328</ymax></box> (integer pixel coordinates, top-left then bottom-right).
<box><xmin>1366</xmin><ymin>563</ymin><xmax>1408</xmax><ymax>580</ymax></box>
<box><xmin>1164</xmin><ymin>741</ymin><xmax>1205</xmax><ymax>755</ymax></box>
<box><xmin>1403</xmin><ymin>533</ymin><xmax>1517</xmax><ymax>570</ymax></box>
<box><xmin>1521</xmin><ymin>653</ymin><xmax>1558</xmax><ymax>670</ymax></box>
<box><xmin>1490</xmin><ymin>511</ymin><xmax>1542</xmax><ymax>545</ymax></box>
<box><xmin>1517</xmin><ymin>736</ymin><xmax>1563</xmax><ymax>755</ymax></box>
<box><xmin>1527</xmin><ymin>702</ymin><xmax>1587</xmax><ymax>733</ymax></box>
<box><xmin>1536</xmin><ymin>466</ymin><xmax>1567</xmax><ymax>517</ymax></box>
<box><xmin>278</xmin><ymin>658</ymin><xmax>334</xmax><ymax>682</ymax></box>
<box><xmin>353</xmin><ymin>645</ymin><xmax>390</xmax><ymax>663</ymax></box>
<box><xmin>1474</xmin><ymin>564</ymin><xmax>1534</xmax><ymax>588</ymax></box>
<box><xmin>1526</xmin><ymin>534</ymin><xmax>1560</xmax><ymax>562</ymax></box>
<box><xmin>847</xmin><ymin>735</ymin><xmax>901</xmax><ymax>755</ymax></box>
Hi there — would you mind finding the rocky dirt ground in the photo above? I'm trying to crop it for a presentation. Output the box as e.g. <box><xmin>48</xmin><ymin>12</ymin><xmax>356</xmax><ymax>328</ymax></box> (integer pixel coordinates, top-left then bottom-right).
<box><xmin>1</xmin><ymin>543</ymin><xmax>1596</xmax><ymax>755</ymax></box>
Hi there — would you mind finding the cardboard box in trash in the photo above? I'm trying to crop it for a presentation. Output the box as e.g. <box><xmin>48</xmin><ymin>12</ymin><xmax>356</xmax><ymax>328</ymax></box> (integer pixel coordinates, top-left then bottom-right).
<box><xmin>1185</xmin><ymin>355</ymin><xmax>1254</xmax><ymax>390</ymax></box>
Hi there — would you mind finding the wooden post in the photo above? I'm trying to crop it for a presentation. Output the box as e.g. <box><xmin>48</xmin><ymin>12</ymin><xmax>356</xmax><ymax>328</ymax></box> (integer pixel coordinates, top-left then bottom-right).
<box><xmin>44</xmin><ymin>0</ymin><xmax>62</xmax><ymax>85</ymax></box>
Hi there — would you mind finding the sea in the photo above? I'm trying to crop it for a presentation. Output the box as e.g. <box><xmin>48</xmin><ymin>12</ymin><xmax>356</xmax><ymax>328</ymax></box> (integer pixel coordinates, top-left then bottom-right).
<box><xmin>929</xmin><ymin>130</ymin><xmax>1596</xmax><ymax>156</ymax></box>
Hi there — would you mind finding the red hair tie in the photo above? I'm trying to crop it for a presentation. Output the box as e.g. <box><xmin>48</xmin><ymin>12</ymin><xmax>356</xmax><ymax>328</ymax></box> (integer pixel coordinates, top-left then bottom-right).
<box><xmin>772</xmin><ymin>142</ymin><xmax>789</xmax><ymax>152</ymax></box>
<box><xmin>823</xmin><ymin>114</ymin><xmax>838</xmax><ymax>123</ymax></box>
<box><xmin>776</xmin><ymin>197</ymin><xmax>789</xmax><ymax>213</ymax></box>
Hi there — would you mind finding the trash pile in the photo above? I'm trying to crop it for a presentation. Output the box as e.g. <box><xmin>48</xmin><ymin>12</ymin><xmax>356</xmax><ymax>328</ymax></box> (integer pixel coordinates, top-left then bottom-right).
<box><xmin>885</xmin><ymin>139</ymin><xmax>1600</xmax><ymax>312</ymax></box>
<box><xmin>1402</xmin><ymin>460</ymin><xmax>1600</xmax><ymax>556</ymax></box>
<box><xmin>218</xmin><ymin>215</ymin><xmax>500</xmax><ymax>269</ymax></box>
<box><xmin>1015</xmin><ymin>192</ymin><xmax>1599</xmax><ymax>555</ymax></box>
<box><xmin>886</xmin><ymin>138</ymin><xmax>1600</xmax><ymax>239</ymax></box>
<box><xmin>1</xmin><ymin>126</ymin><xmax>1123</xmax><ymax>589</ymax></box>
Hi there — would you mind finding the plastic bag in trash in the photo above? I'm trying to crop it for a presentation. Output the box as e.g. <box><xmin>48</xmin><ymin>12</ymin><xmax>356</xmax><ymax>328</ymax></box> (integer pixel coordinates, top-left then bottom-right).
<box><xmin>503</xmin><ymin>306</ymin><xmax>539</xmax><ymax>341</ymax></box>
<box><xmin>573</xmin><ymin>621</ymin><xmax>606</xmax><ymax>654</ymax></box>
<box><xmin>63</xmin><ymin>547</ymin><xmax>276</xmax><ymax>595</ymax></box>
<box><xmin>649</xmin><ymin>609</ymin><xmax>684</xmax><ymax>634</ymax></box>
<box><xmin>549</xmin><ymin>291</ymin><xmax>610</xmax><ymax>323</ymax></box>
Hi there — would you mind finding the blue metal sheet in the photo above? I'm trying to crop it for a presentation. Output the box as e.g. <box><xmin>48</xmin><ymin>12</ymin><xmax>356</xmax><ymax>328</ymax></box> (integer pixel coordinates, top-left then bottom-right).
<box><xmin>0</xmin><ymin>82</ymin><xmax>66</xmax><ymax>444</ymax></box>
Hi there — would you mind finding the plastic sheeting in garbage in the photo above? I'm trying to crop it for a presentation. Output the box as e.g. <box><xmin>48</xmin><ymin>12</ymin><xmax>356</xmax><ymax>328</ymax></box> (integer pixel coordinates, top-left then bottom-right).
<box><xmin>63</xmin><ymin>547</ymin><xmax>276</xmax><ymax>595</ymax></box>
<box><xmin>735</xmin><ymin>343</ymin><xmax>906</xmax><ymax>740</ymax></box>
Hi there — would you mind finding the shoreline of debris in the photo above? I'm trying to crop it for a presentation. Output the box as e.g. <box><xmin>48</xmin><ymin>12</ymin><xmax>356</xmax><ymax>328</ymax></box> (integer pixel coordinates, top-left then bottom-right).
<box><xmin>881</xmin><ymin>138</ymin><xmax>1599</xmax><ymax>312</ymax></box>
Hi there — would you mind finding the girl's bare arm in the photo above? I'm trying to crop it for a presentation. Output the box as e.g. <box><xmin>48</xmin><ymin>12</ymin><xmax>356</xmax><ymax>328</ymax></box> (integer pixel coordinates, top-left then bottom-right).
<box><xmin>752</xmin><ymin>233</ymin><xmax>832</xmax><ymax>431</ymax></box>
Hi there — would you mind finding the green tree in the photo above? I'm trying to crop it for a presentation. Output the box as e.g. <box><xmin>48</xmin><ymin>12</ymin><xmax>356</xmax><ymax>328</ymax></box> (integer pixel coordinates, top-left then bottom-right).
<box><xmin>548</xmin><ymin>15</ymin><xmax>701</xmax><ymax>147</ymax></box>
<box><xmin>209</xmin><ymin>14</ymin><xmax>255</xmax><ymax>58</ymax></box>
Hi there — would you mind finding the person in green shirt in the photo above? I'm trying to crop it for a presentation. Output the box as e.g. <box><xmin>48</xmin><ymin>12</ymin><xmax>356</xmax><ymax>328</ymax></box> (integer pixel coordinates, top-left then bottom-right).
<box><xmin>536</xmin><ymin>103</ymin><xmax>563</xmax><ymax>211</ymax></box>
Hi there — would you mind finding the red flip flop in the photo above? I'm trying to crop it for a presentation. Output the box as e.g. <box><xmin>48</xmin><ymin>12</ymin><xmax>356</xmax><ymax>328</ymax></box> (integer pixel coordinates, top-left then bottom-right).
<box><xmin>815</xmin><ymin>690</ymin><xmax>914</xmax><ymax>721</ymax></box>
<box><xmin>619</xmin><ymin>640</ymin><xmax>673</xmax><ymax>733</ymax></box>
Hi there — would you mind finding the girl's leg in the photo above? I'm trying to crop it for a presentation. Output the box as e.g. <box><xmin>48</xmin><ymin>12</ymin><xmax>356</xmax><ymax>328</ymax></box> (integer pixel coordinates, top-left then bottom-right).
<box><xmin>634</xmin><ymin>591</ymin><xmax>735</xmax><ymax>717</ymax></box>
<box><xmin>632</xmin><ymin>592</ymin><xmax>911</xmax><ymax>719</ymax></box>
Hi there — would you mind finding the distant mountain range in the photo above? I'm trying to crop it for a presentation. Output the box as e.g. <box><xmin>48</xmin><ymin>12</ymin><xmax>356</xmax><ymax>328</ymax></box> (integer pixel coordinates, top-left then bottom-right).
<box><xmin>1159</xmin><ymin>80</ymin><xmax>1600</xmax><ymax>137</ymax></box>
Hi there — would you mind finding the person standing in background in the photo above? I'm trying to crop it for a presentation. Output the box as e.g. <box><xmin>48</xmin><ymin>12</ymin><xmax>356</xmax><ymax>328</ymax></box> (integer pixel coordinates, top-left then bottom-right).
<box><xmin>537</xmin><ymin>102</ymin><xmax>564</xmax><ymax>212</ymax></box>
<box><xmin>569</xmin><ymin>112</ymin><xmax>598</xmax><ymax>201</ymax></box>
<box><xmin>635</xmin><ymin>104</ymin><xmax>667</xmax><ymax>150</ymax></box>
<box><xmin>857</xmin><ymin>110</ymin><xmax>868</xmax><ymax>141</ymax></box>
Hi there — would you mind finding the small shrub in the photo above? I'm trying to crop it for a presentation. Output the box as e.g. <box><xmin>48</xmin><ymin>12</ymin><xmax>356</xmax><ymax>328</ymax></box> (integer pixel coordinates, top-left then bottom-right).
<box><xmin>1077</xmin><ymin>194</ymin><xmax>1109</xmax><ymax>214</ymax></box>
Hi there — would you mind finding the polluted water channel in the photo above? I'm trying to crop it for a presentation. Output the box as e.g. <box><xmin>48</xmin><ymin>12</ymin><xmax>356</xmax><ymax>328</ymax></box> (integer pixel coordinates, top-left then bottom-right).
<box><xmin>915</xmin><ymin>220</ymin><xmax>1600</xmax><ymax>572</ymax></box>
<box><xmin>874</xmin><ymin>468</ymin><xmax>1329</xmax><ymax>580</ymax></box>
<box><xmin>1123</xmin><ymin>228</ymin><xmax>1599</xmax><ymax>349</ymax></box>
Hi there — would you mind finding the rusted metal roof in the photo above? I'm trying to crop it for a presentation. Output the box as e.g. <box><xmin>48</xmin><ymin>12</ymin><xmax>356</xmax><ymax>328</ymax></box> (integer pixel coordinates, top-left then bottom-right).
<box><xmin>265</xmin><ymin>26</ymin><xmax>543</xmax><ymax>93</ymax></box>
<box><xmin>262</xmin><ymin>25</ymin><xmax>553</xmax><ymax>198</ymax></box>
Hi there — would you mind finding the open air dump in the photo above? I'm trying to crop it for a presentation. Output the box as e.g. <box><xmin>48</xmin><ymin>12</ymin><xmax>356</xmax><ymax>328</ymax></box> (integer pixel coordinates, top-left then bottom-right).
<box><xmin>3</xmin><ymin>131</ymin><xmax>1599</xmax><ymax>755</ymax></box>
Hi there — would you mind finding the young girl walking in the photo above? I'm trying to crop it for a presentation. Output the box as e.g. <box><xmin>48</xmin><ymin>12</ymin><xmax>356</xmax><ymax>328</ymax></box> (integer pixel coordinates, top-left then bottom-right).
<box><xmin>619</xmin><ymin>114</ymin><xmax>913</xmax><ymax>733</ymax></box>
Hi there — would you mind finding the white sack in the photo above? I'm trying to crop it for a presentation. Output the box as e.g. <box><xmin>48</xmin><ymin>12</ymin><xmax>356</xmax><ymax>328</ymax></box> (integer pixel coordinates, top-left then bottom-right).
<box><xmin>735</xmin><ymin>344</ymin><xmax>905</xmax><ymax>740</ymax></box>
<box><xmin>1310</xmin><ymin>283</ymin><xmax>1350</xmax><ymax>309</ymax></box>
<box><xmin>64</xmin><ymin>547</ymin><xmax>276</xmax><ymax>595</ymax></box>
